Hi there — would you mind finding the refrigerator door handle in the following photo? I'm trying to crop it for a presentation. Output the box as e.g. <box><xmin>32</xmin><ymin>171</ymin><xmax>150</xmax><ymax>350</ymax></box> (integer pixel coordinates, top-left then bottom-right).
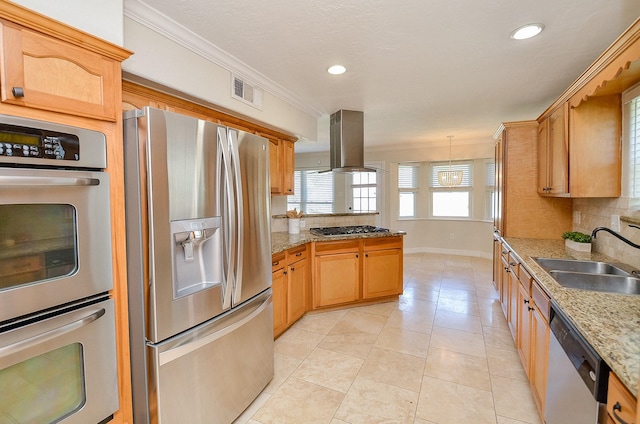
<box><xmin>218</xmin><ymin>126</ymin><xmax>234</xmax><ymax>310</ymax></box>
<box><xmin>157</xmin><ymin>292</ymin><xmax>271</xmax><ymax>366</ymax></box>
<box><xmin>227</xmin><ymin>129</ymin><xmax>244</xmax><ymax>304</ymax></box>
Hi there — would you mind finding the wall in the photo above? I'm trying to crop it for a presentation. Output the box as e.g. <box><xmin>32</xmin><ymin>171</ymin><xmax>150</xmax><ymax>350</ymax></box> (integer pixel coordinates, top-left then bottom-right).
<box><xmin>293</xmin><ymin>137</ymin><xmax>496</xmax><ymax>258</ymax></box>
<box><xmin>10</xmin><ymin>0</ymin><xmax>124</xmax><ymax>45</ymax></box>
<box><xmin>122</xmin><ymin>17</ymin><xmax>318</xmax><ymax>143</ymax></box>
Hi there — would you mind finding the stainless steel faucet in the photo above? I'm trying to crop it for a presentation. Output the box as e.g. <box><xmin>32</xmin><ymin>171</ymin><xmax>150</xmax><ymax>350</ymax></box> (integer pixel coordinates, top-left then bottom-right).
<box><xmin>591</xmin><ymin>224</ymin><xmax>640</xmax><ymax>249</ymax></box>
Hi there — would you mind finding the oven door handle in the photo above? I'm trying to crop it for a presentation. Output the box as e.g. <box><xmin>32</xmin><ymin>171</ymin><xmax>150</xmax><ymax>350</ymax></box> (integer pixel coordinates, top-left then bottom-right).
<box><xmin>0</xmin><ymin>175</ymin><xmax>101</xmax><ymax>186</ymax></box>
<box><xmin>0</xmin><ymin>308</ymin><xmax>105</xmax><ymax>356</ymax></box>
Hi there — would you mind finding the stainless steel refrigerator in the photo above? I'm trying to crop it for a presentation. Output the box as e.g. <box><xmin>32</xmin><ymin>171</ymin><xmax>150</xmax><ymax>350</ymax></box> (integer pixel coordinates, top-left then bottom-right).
<box><xmin>123</xmin><ymin>107</ymin><xmax>274</xmax><ymax>424</ymax></box>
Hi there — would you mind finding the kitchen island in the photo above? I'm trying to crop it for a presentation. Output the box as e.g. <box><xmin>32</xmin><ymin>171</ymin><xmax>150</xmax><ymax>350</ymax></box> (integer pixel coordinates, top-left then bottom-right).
<box><xmin>503</xmin><ymin>237</ymin><xmax>640</xmax><ymax>397</ymax></box>
<box><xmin>270</xmin><ymin>229</ymin><xmax>406</xmax><ymax>337</ymax></box>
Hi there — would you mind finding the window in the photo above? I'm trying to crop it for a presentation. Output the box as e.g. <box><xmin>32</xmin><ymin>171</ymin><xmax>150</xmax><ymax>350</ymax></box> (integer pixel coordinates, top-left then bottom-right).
<box><xmin>398</xmin><ymin>164</ymin><xmax>418</xmax><ymax>217</ymax></box>
<box><xmin>287</xmin><ymin>170</ymin><xmax>334</xmax><ymax>213</ymax></box>
<box><xmin>351</xmin><ymin>172</ymin><xmax>377</xmax><ymax>212</ymax></box>
<box><xmin>430</xmin><ymin>162</ymin><xmax>473</xmax><ymax>218</ymax></box>
<box><xmin>628</xmin><ymin>94</ymin><xmax>640</xmax><ymax>197</ymax></box>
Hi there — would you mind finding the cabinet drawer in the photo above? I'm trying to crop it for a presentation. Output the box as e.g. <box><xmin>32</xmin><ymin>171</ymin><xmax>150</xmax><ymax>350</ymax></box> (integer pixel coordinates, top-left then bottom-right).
<box><xmin>531</xmin><ymin>280</ymin><xmax>550</xmax><ymax>322</ymax></box>
<box><xmin>287</xmin><ymin>245</ymin><xmax>308</xmax><ymax>264</ymax></box>
<box><xmin>314</xmin><ymin>240</ymin><xmax>360</xmax><ymax>255</ymax></box>
<box><xmin>271</xmin><ymin>252</ymin><xmax>286</xmax><ymax>272</ymax></box>
<box><xmin>607</xmin><ymin>372</ymin><xmax>637</xmax><ymax>424</ymax></box>
<box><xmin>363</xmin><ymin>236</ymin><xmax>402</xmax><ymax>251</ymax></box>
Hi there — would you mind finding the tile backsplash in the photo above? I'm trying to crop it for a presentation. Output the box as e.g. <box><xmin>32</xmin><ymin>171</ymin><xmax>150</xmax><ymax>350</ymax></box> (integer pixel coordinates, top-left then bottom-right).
<box><xmin>573</xmin><ymin>196</ymin><xmax>640</xmax><ymax>269</ymax></box>
<box><xmin>271</xmin><ymin>214</ymin><xmax>377</xmax><ymax>233</ymax></box>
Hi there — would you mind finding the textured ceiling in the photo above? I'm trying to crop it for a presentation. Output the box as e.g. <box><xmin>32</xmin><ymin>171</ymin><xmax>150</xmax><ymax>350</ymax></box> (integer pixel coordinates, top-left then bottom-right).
<box><xmin>133</xmin><ymin>0</ymin><xmax>640</xmax><ymax>152</ymax></box>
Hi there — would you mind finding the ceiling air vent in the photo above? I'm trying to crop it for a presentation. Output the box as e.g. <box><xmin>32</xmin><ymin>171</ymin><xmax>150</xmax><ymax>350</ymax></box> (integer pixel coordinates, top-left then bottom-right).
<box><xmin>232</xmin><ymin>75</ymin><xmax>263</xmax><ymax>110</ymax></box>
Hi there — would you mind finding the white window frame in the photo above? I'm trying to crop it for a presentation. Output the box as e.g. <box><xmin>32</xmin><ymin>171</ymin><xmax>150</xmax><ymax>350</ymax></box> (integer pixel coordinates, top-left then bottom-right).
<box><xmin>350</xmin><ymin>171</ymin><xmax>377</xmax><ymax>213</ymax></box>
<box><xmin>429</xmin><ymin>161</ymin><xmax>473</xmax><ymax>218</ymax></box>
<box><xmin>485</xmin><ymin>159</ymin><xmax>496</xmax><ymax>220</ymax></box>
<box><xmin>623</xmin><ymin>82</ymin><xmax>640</xmax><ymax>199</ymax></box>
<box><xmin>398</xmin><ymin>163</ymin><xmax>419</xmax><ymax>218</ymax></box>
<box><xmin>287</xmin><ymin>169</ymin><xmax>334</xmax><ymax>213</ymax></box>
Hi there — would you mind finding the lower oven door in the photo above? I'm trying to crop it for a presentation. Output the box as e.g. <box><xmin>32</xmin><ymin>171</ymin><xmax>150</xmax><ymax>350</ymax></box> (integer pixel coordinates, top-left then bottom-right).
<box><xmin>0</xmin><ymin>297</ymin><xmax>119</xmax><ymax>424</ymax></box>
<box><xmin>0</xmin><ymin>167</ymin><xmax>113</xmax><ymax>322</ymax></box>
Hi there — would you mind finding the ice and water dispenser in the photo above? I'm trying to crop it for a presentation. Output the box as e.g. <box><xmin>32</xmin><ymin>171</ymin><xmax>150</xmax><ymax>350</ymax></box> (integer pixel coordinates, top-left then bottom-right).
<box><xmin>170</xmin><ymin>217</ymin><xmax>223</xmax><ymax>299</ymax></box>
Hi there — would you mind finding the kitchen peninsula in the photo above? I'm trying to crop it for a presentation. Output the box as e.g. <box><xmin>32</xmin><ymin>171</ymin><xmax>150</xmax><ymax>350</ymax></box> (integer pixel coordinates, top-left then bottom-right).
<box><xmin>271</xmin><ymin>228</ymin><xmax>406</xmax><ymax>337</ymax></box>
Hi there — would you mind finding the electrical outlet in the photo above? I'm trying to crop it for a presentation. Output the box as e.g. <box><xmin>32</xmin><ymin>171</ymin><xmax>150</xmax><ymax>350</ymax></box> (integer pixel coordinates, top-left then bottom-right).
<box><xmin>449</xmin><ymin>233</ymin><xmax>455</xmax><ymax>240</ymax></box>
<box><xmin>611</xmin><ymin>215</ymin><xmax>621</xmax><ymax>231</ymax></box>
<box><xmin>573</xmin><ymin>211</ymin><xmax>581</xmax><ymax>225</ymax></box>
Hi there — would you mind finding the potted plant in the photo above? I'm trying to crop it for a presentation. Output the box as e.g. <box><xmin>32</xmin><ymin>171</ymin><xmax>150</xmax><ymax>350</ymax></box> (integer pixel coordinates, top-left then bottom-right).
<box><xmin>562</xmin><ymin>231</ymin><xmax>592</xmax><ymax>252</ymax></box>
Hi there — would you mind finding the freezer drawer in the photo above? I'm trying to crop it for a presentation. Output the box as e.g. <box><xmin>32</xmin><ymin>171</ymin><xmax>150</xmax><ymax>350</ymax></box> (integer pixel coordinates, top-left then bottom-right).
<box><xmin>147</xmin><ymin>290</ymin><xmax>274</xmax><ymax>424</ymax></box>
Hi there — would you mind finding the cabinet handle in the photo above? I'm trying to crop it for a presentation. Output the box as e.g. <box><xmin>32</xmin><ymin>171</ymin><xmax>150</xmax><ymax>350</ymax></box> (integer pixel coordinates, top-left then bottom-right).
<box><xmin>291</xmin><ymin>267</ymin><xmax>295</xmax><ymax>271</ymax></box>
<box><xmin>509</xmin><ymin>262</ymin><xmax>517</xmax><ymax>266</ymax></box>
<box><xmin>524</xmin><ymin>299</ymin><xmax>530</xmax><ymax>304</ymax></box>
<box><xmin>528</xmin><ymin>306</ymin><xmax>534</xmax><ymax>312</ymax></box>
<box><xmin>356</xmin><ymin>254</ymin><xmax>359</xmax><ymax>258</ymax></box>
<box><xmin>283</xmin><ymin>271</ymin><xmax>288</xmax><ymax>275</ymax></box>
<box><xmin>272</xmin><ymin>261</ymin><xmax>280</xmax><ymax>266</ymax></box>
<box><xmin>365</xmin><ymin>253</ymin><xmax>369</xmax><ymax>257</ymax></box>
<box><xmin>295</xmin><ymin>252</ymin><xmax>302</xmax><ymax>257</ymax></box>
<box><xmin>612</xmin><ymin>402</ymin><xmax>630</xmax><ymax>424</ymax></box>
<box><xmin>502</xmin><ymin>250</ymin><xmax>508</xmax><ymax>255</ymax></box>
<box><xmin>12</xmin><ymin>87</ymin><xmax>24</xmax><ymax>98</ymax></box>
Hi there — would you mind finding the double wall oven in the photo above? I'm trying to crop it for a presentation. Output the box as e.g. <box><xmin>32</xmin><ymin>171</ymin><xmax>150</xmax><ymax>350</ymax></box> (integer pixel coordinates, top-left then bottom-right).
<box><xmin>0</xmin><ymin>114</ymin><xmax>119</xmax><ymax>424</ymax></box>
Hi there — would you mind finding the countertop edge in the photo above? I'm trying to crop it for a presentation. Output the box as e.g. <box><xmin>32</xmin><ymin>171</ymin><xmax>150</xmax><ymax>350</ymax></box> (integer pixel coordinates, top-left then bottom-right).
<box><xmin>502</xmin><ymin>237</ymin><xmax>640</xmax><ymax>398</ymax></box>
<box><xmin>271</xmin><ymin>230</ymin><xmax>405</xmax><ymax>255</ymax></box>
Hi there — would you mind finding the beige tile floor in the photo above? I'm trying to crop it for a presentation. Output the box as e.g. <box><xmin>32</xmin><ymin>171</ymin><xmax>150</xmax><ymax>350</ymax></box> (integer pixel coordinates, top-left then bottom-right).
<box><xmin>234</xmin><ymin>253</ymin><xmax>542</xmax><ymax>424</ymax></box>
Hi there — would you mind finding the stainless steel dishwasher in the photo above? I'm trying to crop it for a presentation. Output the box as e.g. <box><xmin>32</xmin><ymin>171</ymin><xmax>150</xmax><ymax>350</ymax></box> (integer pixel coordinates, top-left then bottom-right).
<box><xmin>544</xmin><ymin>306</ymin><xmax>610</xmax><ymax>424</ymax></box>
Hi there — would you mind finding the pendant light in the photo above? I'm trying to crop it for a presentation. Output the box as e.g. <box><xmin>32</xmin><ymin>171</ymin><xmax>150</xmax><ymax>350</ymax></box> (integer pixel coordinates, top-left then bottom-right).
<box><xmin>437</xmin><ymin>135</ymin><xmax>463</xmax><ymax>187</ymax></box>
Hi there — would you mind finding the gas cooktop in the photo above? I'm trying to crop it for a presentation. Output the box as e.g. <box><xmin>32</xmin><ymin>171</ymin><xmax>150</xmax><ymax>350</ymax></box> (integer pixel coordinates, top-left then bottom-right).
<box><xmin>309</xmin><ymin>225</ymin><xmax>390</xmax><ymax>237</ymax></box>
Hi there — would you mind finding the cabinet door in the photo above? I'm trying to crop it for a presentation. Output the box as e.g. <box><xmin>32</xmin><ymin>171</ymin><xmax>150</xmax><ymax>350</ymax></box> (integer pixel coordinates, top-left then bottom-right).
<box><xmin>530</xmin><ymin>305</ymin><xmax>549</xmax><ymax>416</ymax></box>
<box><xmin>287</xmin><ymin>258</ymin><xmax>307</xmax><ymax>323</ymax></box>
<box><xmin>499</xmin><ymin>254</ymin><xmax>510</xmax><ymax>318</ymax></box>
<box><xmin>0</xmin><ymin>21</ymin><xmax>118</xmax><ymax>121</ymax></box>
<box><xmin>517</xmin><ymin>282</ymin><xmax>532</xmax><ymax>377</ymax></box>
<box><xmin>492</xmin><ymin>236</ymin><xmax>502</xmax><ymax>292</ymax></box>
<box><xmin>314</xmin><ymin>252</ymin><xmax>360</xmax><ymax>307</ymax></box>
<box><xmin>547</xmin><ymin>105</ymin><xmax>569</xmax><ymax>195</ymax></box>
<box><xmin>272</xmin><ymin>267</ymin><xmax>287</xmax><ymax>336</ymax></box>
<box><xmin>363</xmin><ymin>248</ymin><xmax>401</xmax><ymax>299</ymax></box>
<box><xmin>537</xmin><ymin>119</ymin><xmax>549</xmax><ymax>194</ymax></box>
<box><xmin>507</xmin><ymin>265</ymin><xmax>519</xmax><ymax>340</ymax></box>
<box><xmin>269</xmin><ymin>138</ymin><xmax>283</xmax><ymax>194</ymax></box>
<box><xmin>606</xmin><ymin>372</ymin><xmax>637</xmax><ymax>424</ymax></box>
<box><xmin>282</xmin><ymin>140</ymin><xmax>295</xmax><ymax>195</ymax></box>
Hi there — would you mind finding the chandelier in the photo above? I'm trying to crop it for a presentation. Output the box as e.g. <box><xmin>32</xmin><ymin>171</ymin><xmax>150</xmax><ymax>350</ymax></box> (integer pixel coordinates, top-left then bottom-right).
<box><xmin>437</xmin><ymin>136</ymin><xmax>463</xmax><ymax>187</ymax></box>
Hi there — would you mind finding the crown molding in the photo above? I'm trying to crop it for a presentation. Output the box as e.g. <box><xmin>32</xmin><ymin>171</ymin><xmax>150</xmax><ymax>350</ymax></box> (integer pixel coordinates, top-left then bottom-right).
<box><xmin>123</xmin><ymin>0</ymin><xmax>322</xmax><ymax>118</ymax></box>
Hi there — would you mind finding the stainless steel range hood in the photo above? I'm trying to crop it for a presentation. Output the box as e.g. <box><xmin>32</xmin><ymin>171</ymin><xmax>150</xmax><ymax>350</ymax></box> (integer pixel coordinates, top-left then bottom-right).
<box><xmin>329</xmin><ymin>110</ymin><xmax>377</xmax><ymax>172</ymax></box>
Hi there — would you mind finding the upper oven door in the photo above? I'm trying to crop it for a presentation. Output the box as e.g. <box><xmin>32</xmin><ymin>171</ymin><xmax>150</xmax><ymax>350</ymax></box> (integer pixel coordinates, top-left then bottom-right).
<box><xmin>0</xmin><ymin>167</ymin><xmax>113</xmax><ymax>322</ymax></box>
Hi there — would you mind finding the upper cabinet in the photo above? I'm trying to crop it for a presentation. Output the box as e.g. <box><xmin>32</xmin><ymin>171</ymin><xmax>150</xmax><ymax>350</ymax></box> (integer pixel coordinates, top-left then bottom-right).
<box><xmin>537</xmin><ymin>104</ymin><xmax>569</xmax><ymax>196</ymax></box>
<box><xmin>266</xmin><ymin>136</ymin><xmax>295</xmax><ymax>195</ymax></box>
<box><xmin>536</xmin><ymin>18</ymin><xmax>640</xmax><ymax>198</ymax></box>
<box><xmin>0</xmin><ymin>19</ymin><xmax>126</xmax><ymax>121</ymax></box>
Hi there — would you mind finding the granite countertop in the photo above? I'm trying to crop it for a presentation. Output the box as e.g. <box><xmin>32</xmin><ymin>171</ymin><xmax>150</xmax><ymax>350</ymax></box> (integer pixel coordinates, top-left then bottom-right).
<box><xmin>503</xmin><ymin>237</ymin><xmax>640</xmax><ymax>397</ymax></box>
<box><xmin>271</xmin><ymin>230</ymin><xmax>406</xmax><ymax>255</ymax></box>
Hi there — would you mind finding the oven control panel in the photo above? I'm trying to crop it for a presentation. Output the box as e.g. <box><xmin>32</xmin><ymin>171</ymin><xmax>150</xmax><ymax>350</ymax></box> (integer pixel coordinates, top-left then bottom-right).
<box><xmin>0</xmin><ymin>123</ymin><xmax>79</xmax><ymax>161</ymax></box>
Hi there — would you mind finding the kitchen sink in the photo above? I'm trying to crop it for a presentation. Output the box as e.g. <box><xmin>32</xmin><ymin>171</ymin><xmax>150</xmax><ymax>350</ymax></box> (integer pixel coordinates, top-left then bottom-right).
<box><xmin>548</xmin><ymin>271</ymin><xmax>640</xmax><ymax>295</ymax></box>
<box><xmin>534</xmin><ymin>258</ymin><xmax>630</xmax><ymax>276</ymax></box>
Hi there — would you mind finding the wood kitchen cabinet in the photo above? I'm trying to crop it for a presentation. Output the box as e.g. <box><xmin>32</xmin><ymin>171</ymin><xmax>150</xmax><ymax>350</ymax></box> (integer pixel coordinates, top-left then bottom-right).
<box><xmin>313</xmin><ymin>240</ymin><xmax>361</xmax><ymax>308</ymax></box>
<box><xmin>362</xmin><ymin>237</ymin><xmax>403</xmax><ymax>299</ymax></box>
<box><xmin>537</xmin><ymin>104</ymin><xmax>569</xmax><ymax>196</ymax></box>
<box><xmin>537</xmin><ymin>96</ymin><xmax>622</xmax><ymax>198</ymax></box>
<box><xmin>268</xmin><ymin>137</ymin><xmax>295</xmax><ymax>195</ymax></box>
<box><xmin>607</xmin><ymin>371</ymin><xmax>638</xmax><ymax>424</ymax></box>
<box><xmin>493</xmin><ymin>122</ymin><xmax>572</xmax><ymax>238</ymax></box>
<box><xmin>0</xmin><ymin>19</ymin><xmax>121</xmax><ymax>121</ymax></box>
<box><xmin>0</xmin><ymin>3</ymin><xmax>133</xmax><ymax>423</ymax></box>
<box><xmin>272</xmin><ymin>245</ymin><xmax>309</xmax><ymax>338</ymax></box>
<box><xmin>516</xmin><ymin>266</ymin><xmax>533</xmax><ymax>377</ymax></box>
<box><xmin>313</xmin><ymin>236</ymin><xmax>403</xmax><ymax>309</ymax></box>
<box><xmin>530</xmin><ymin>281</ymin><xmax>550</xmax><ymax>417</ymax></box>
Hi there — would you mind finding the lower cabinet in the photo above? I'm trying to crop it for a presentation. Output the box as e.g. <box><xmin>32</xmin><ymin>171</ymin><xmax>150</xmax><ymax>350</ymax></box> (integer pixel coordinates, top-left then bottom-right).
<box><xmin>272</xmin><ymin>244</ymin><xmax>309</xmax><ymax>338</ymax></box>
<box><xmin>313</xmin><ymin>236</ymin><xmax>403</xmax><ymax>309</ymax></box>
<box><xmin>494</xmin><ymin>241</ymin><xmax>550</xmax><ymax>418</ymax></box>
<box><xmin>606</xmin><ymin>372</ymin><xmax>638</xmax><ymax>424</ymax></box>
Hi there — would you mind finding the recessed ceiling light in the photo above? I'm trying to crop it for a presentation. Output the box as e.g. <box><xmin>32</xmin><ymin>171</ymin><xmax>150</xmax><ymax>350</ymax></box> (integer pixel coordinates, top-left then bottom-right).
<box><xmin>510</xmin><ymin>23</ymin><xmax>544</xmax><ymax>40</ymax></box>
<box><xmin>327</xmin><ymin>65</ymin><xmax>346</xmax><ymax>75</ymax></box>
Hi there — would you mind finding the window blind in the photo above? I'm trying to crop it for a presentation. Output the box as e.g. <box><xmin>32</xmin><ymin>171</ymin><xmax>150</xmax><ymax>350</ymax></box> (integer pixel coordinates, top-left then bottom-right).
<box><xmin>398</xmin><ymin>164</ymin><xmax>418</xmax><ymax>189</ymax></box>
<box><xmin>631</xmin><ymin>97</ymin><xmax>640</xmax><ymax>197</ymax></box>
<box><xmin>485</xmin><ymin>161</ymin><xmax>495</xmax><ymax>187</ymax></box>
<box><xmin>287</xmin><ymin>170</ymin><xmax>334</xmax><ymax>213</ymax></box>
